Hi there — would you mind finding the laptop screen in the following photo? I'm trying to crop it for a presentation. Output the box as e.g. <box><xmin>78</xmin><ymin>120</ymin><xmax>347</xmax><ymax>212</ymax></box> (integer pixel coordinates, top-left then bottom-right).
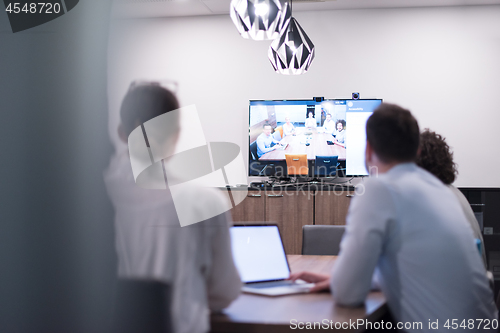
<box><xmin>230</xmin><ymin>225</ymin><xmax>290</xmax><ymax>283</ymax></box>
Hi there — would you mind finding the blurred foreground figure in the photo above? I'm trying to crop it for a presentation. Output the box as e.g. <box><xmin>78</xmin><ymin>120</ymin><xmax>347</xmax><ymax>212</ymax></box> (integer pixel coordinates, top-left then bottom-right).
<box><xmin>417</xmin><ymin>129</ymin><xmax>486</xmax><ymax>266</ymax></box>
<box><xmin>104</xmin><ymin>84</ymin><xmax>241</xmax><ymax>333</ymax></box>
<box><xmin>291</xmin><ymin>104</ymin><xmax>497</xmax><ymax>332</ymax></box>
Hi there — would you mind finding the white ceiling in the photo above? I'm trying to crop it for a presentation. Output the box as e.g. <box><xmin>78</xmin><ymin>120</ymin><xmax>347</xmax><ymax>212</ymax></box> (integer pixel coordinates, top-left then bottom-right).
<box><xmin>112</xmin><ymin>0</ymin><xmax>500</xmax><ymax>19</ymax></box>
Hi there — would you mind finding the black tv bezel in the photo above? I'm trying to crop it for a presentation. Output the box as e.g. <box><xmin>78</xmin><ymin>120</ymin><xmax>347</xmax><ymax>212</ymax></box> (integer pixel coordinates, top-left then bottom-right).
<box><xmin>248</xmin><ymin>98</ymin><xmax>383</xmax><ymax>178</ymax></box>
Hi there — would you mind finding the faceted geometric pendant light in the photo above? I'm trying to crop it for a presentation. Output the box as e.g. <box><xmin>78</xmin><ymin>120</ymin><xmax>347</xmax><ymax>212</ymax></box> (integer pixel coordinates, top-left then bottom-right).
<box><xmin>268</xmin><ymin>16</ymin><xmax>315</xmax><ymax>75</ymax></box>
<box><xmin>230</xmin><ymin>0</ymin><xmax>283</xmax><ymax>40</ymax></box>
<box><xmin>274</xmin><ymin>1</ymin><xmax>291</xmax><ymax>37</ymax></box>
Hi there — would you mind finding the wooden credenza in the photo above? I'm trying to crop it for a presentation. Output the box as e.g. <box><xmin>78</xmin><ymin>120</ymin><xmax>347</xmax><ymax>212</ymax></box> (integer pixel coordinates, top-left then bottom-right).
<box><xmin>229</xmin><ymin>186</ymin><xmax>355</xmax><ymax>254</ymax></box>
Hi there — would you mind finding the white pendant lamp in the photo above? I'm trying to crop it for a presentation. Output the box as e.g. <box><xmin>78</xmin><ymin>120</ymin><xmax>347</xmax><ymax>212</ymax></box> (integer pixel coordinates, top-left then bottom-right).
<box><xmin>230</xmin><ymin>0</ymin><xmax>283</xmax><ymax>40</ymax></box>
<box><xmin>268</xmin><ymin>2</ymin><xmax>315</xmax><ymax>75</ymax></box>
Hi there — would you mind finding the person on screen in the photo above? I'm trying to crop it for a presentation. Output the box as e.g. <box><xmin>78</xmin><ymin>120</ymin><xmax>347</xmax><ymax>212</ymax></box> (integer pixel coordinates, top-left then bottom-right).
<box><xmin>104</xmin><ymin>84</ymin><xmax>241</xmax><ymax>333</ymax></box>
<box><xmin>333</xmin><ymin>119</ymin><xmax>346</xmax><ymax>147</ymax></box>
<box><xmin>304</xmin><ymin>112</ymin><xmax>317</xmax><ymax>128</ymax></box>
<box><xmin>320</xmin><ymin>107</ymin><xmax>326</xmax><ymax>126</ymax></box>
<box><xmin>290</xmin><ymin>104</ymin><xmax>497</xmax><ymax>332</ymax></box>
<box><xmin>283</xmin><ymin>116</ymin><xmax>296</xmax><ymax>136</ymax></box>
<box><xmin>323</xmin><ymin>113</ymin><xmax>336</xmax><ymax>135</ymax></box>
<box><xmin>256</xmin><ymin>123</ymin><xmax>282</xmax><ymax>158</ymax></box>
<box><xmin>416</xmin><ymin>129</ymin><xmax>487</xmax><ymax>266</ymax></box>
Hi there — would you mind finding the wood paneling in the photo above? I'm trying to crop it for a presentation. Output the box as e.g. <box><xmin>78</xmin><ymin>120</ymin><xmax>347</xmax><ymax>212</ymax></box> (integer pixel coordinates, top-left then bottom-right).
<box><xmin>230</xmin><ymin>190</ymin><xmax>265</xmax><ymax>223</ymax></box>
<box><xmin>315</xmin><ymin>190</ymin><xmax>354</xmax><ymax>225</ymax></box>
<box><xmin>249</xmin><ymin>121</ymin><xmax>265</xmax><ymax>144</ymax></box>
<box><xmin>228</xmin><ymin>188</ymin><xmax>354</xmax><ymax>253</ymax></box>
<box><xmin>265</xmin><ymin>191</ymin><xmax>314</xmax><ymax>254</ymax></box>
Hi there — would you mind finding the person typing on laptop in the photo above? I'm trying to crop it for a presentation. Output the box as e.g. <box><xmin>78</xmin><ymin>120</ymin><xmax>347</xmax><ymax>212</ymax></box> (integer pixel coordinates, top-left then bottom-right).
<box><xmin>290</xmin><ymin>104</ymin><xmax>497</xmax><ymax>332</ymax></box>
<box><xmin>104</xmin><ymin>83</ymin><xmax>241</xmax><ymax>333</ymax></box>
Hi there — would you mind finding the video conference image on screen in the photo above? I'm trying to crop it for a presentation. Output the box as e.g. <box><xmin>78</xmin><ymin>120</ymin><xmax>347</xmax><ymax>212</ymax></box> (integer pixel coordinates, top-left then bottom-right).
<box><xmin>249</xmin><ymin>99</ymin><xmax>382</xmax><ymax>178</ymax></box>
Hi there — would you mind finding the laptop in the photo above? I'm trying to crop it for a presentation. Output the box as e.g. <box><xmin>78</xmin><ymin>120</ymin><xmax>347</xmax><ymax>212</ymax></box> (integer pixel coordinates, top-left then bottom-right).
<box><xmin>230</xmin><ymin>224</ymin><xmax>314</xmax><ymax>296</ymax></box>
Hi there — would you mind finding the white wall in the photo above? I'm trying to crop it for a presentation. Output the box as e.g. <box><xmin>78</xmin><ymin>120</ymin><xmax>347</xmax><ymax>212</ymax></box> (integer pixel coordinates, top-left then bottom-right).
<box><xmin>108</xmin><ymin>5</ymin><xmax>500</xmax><ymax>187</ymax></box>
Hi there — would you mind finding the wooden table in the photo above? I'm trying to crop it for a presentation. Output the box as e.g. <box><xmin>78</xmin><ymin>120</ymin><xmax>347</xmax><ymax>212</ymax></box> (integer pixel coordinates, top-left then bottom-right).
<box><xmin>210</xmin><ymin>255</ymin><xmax>387</xmax><ymax>333</ymax></box>
<box><xmin>259</xmin><ymin>129</ymin><xmax>346</xmax><ymax>161</ymax></box>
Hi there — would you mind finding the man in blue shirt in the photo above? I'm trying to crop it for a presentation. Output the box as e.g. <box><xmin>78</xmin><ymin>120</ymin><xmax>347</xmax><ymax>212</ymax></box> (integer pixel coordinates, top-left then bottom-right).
<box><xmin>290</xmin><ymin>104</ymin><xmax>497</xmax><ymax>332</ymax></box>
<box><xmin>256</xmin><ymin>123</ymin><xmax>282</xmax><ymax>158</ymax></box>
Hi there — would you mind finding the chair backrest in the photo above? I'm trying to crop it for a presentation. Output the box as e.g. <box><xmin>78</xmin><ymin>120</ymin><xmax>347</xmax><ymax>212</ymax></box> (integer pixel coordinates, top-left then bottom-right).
<box><xmin>273</xmin><ymin>131</ymin><xmax>282</xmax><ymax>141</ymax></box>
<box><xmin>315</xmin><ymin>155</ymin><xmax>339</xmax><ymax>177</ymax></box>
<box><xmin>285</xmin><ymin>154</ymin><xmax>308</xmax><ymax>176</ymax></box>
<box><xmin>249</xmin><ymin>141</ymin><xmax>259</xmax><ymax>161</ymax></box>
<box><xmin>275</xmin><ymin>126</ymin><xmax>283</xmax><ymax>138</ymax></box>
<box><xmin>302</xmin><ymin>225</ymin><xmax>346</xmax><ymax>255</ymax></box>
<box><xmin>111</xmin><ymin>278</ymin><xmax>172</xmax><ymax>333</ymax></box>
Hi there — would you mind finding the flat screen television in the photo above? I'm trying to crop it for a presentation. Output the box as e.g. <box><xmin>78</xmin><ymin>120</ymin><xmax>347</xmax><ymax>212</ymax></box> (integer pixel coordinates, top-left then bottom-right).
<box><xmin>248</xmin><ymin>98</ymin><xmax>382</xmax><ymax>177</ymax></box>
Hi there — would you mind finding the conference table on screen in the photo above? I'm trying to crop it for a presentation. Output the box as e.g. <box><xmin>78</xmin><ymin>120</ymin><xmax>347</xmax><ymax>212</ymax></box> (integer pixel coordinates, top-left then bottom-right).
<box><xmin>210</xmin><ymin>255</ymin><xmax>388</xmax><ymax>333</ymax></box>
<box><xmin>258</xmin><ymin>128</ymin><xmax>347</xmax><ymax>161</ymax></box>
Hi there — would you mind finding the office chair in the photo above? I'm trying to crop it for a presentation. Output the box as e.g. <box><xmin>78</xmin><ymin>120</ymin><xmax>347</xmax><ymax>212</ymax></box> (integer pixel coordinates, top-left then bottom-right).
<box><xmin>275</xmin><ymin>126</ymin><xmax>284</xmax><ymax>139</ymax></box>
<box><xmin>302</xmin><ymin>225</ymin><xmax>346</xmax><ymax>255</ymax></box>
<box><xmin>249</xmin><ymin>141</ymin><xmax>262</xmax><ymax>176</ymax></box>
<box><xmin>111</xmin><ymin>278</ymin><xmax>172</xmax><ymax>333</ymax></box>
<box><xmin>285</xmin><ymin>154</ymin><xmax>308</xmax><ymax>176</ymax></box>
<box><xmin>314</xmin><ymin>155</ymin><xmax>339</xmax><ymax>177</ymax></box>
<box><xmin>249</xmin><ymin>141</ymin><xmax>277</xmax><ymax>176</ymax></box>
<box><xmin>249</xmin><ymin>141</ymin><xmax>259</xmax><ymax>161</ymax></box>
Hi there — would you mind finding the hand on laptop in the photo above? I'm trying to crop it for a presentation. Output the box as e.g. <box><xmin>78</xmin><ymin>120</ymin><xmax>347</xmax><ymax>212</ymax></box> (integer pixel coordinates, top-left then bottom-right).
<box><xmin>288</xmin><ymin>271</ymin><xmax>330</xmax><ymax>293</ymax></box>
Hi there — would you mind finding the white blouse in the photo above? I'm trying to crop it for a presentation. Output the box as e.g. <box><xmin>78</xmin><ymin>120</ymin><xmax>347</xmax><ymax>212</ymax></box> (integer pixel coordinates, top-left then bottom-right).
<box><xmin>104</xmin><ymin>151</ymin><xmax>241</xmax><ymax>333</ymax></box>
<box><xmin>283</xmin><ymin>122</ymin><xmax>295</xmax><ymax>136</ymax></box>
<box><xmin>305</xmin><ymin>118</ymin><xmax>317</xmax><ymax>128</ymax></box>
